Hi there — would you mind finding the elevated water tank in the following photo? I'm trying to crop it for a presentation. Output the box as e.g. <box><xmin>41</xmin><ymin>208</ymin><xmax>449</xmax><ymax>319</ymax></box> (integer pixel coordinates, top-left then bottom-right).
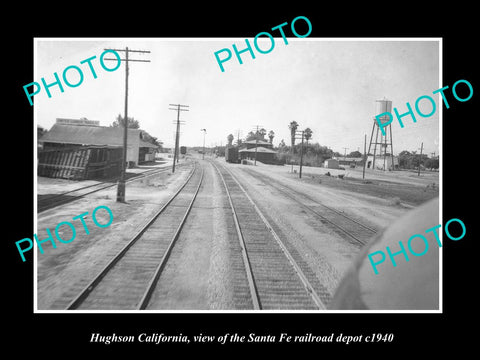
<box><xmin>375</xmin><ymin>98</ymin><xmax>392</xmax><ymax>124</ymax></box>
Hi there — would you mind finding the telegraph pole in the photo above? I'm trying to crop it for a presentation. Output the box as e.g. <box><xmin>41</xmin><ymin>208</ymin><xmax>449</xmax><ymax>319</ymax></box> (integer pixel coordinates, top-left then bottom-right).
<box><xmin>169</xmin><ymin>104</ymin><xmax>189</xmax><ymax>173</ymax></box>
<box><xmin>294</xmin><ymin>130</ymin><xmax>305</xmax><ymax>178</ymax></box>
<box><xmin>103</xmin><ymin>47</ymin><xmax>150</xmax><ymax>203</ymax></box>
<box><xmin>250</xmin><ymin>125</ymin><xmax>263</xmax><ymax>166</ymax></box>
<box><xmin>235</xmin><ymin>129</ymin><xmax>242</xmax><ymax>146</ymax></box>
<box><xmin>254</xmin><ymin>125</ymin><xmax>259</xmax><ymax>166</ymax></box>
<box><xmin>299</xmin><ymin>131</ymin><xmax>304</xmax><ymax>178</ymax></box>
<box><xmin>418</xmin><ymin>142</ymin><xmax>423</xmax><ymax>177</ymax></box>
<box><xmin>362</xmin><ymin>134</ymin><xmax>367</xmax><ymax>179</ymax></box>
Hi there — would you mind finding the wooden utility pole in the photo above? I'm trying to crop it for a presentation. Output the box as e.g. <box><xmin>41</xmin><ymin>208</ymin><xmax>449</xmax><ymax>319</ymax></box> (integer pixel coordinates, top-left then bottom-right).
<box><xmin>235</xmin><ymin>129</ymin><xmax>242</xmax><ymax>146</ymax></box>
<box><xmin>169</xmin><ymin>104</ymin><xmax>189</xmax><ymax>173</ymax></box>
<box><xmin>299</xmin><ymin>131</ymin><xmax>304</xmax><ymax>178</ymax></box>
<box><xmin>294</xmin><ymin>130</ymin><xmax>305</xmax><ymax>178</ymax></box>
<box><xmin>418</xmin><ymin>142</ymin><xmax>423</xmax><ymax>176</ymax></box>
<box><xmin>362</xmin><ymin>134</ymin><xmax>367</xmax><ymax>180</ymax></box>
<box><xmin>254</xmin><ymin>125</ymin><xmax>259</xmax><ymax>166</ymax></box>
<box><xmin>103</xmin><ymin>47</ymin><xmax>150</xmax><ymax>203</ymax></box>
<box><xmin>250</xmin><ymin>125</ymin><xmax>263</xmax><ymax>166</ymax></box>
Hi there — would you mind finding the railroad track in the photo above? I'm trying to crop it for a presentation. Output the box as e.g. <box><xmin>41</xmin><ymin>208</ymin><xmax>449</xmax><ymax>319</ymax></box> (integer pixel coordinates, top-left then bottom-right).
<box><xmin>242</xmin><ymin>168</ymin><xmax>377</xmax><ymax>247</ymax></box>
<box><xmin>65</xmin><ymin>162</ymin><xmax>203</xmax><ymax>310</ymax></box>
<box><xmin>211</xmin><ymin>160</ymin><xmax>328</xmax><ymax>310</ymax></box>
<box><xmin>38</xmin><ymin>165</ymin><xmax>181</xmax><ymax>213</ymax></box>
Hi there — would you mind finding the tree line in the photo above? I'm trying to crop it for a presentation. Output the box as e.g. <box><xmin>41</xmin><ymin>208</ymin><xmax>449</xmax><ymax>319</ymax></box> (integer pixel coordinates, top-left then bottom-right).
<box><xmin>111</xmin><ymin>114</ymin><xmax>163</xmax><ymax>149</ymax></box>
<box><xmin>225</xmin><ymin>120</ymin><xmax>439</xmax><ymax>170</ymax></box>
<box><xmin>398</xmin><ymin>150</ymin><xmax>439</xmax><ymax>170</ymax></box>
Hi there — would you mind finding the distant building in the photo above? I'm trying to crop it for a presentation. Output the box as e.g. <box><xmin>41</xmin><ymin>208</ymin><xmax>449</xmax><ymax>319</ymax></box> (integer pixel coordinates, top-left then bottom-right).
<box><xmin>239</xmin><ymin>146</ymin><xmax>278</xmax><ymax>164</ymax></box>
<box><xmin>39</xmin><ymin>118</ymin><xmax>159</xmax><ymax>166</ymax></box>
<box><xmin>337</xmin><ymin>157</ymin><xmax>364</xmax><ymax>167</ymax></box>
<box><xmin>238</xmin><ymin>139</ymin><xmax>277</xmax><ymax>164</ymax></box>
<box><xmin>324</xmin><ymin>158</ymin><xmax>339</xmax><ymax>169</ymax></box>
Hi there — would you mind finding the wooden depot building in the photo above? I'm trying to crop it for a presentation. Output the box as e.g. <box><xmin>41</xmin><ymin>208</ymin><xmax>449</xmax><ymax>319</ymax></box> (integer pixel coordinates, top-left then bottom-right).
<box><xmin>38</xmin><ymin>118</ymin><xmax>159</xmax><ymax>180</ymax></box>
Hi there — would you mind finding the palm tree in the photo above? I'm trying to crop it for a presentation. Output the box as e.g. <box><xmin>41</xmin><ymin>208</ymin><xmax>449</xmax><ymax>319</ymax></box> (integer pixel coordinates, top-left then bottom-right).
<box><xmin>288</xmin><ymin>121</ymin><xmax>299</xmax><ymax>150</ymax></box>
<box><xmin>227</xmin><ymin>134</ymin><xmax>234</xmax><ymax>146</ymax></box>
<box><xmin>268</xmin><ymin>130</ymin><xmax>275</xmax><ymax>144</ymax></box>
<box><xmin>246</xmin><ymin>131</ymin><xmax>256</xmax><ymax>141</ymax></box>
<box><xmin>257</xmin><ymin>128</ymin><xmax>267</xmax><ymax>140</ymax></box>
<box><xmin>304</xmin><ymin>127</ymin><xmax>313</xmax><ymax>147</ymax></box>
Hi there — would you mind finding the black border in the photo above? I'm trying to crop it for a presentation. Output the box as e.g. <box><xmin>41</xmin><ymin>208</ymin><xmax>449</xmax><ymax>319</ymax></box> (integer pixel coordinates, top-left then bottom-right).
<box><xmin>6</xmin><ymin>4</ymin><xmax>477</xmax><ymax>354</ymax></box>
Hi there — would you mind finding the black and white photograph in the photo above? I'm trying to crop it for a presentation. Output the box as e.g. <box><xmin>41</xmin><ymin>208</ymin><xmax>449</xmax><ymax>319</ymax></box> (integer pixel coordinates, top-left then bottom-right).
<box><xmin>6</xmin><ymin>6</ymin><xmax>477</xmax><ymax>354</ymax></box>
<box><xmin>33</xmin><ymin>38</ymin><xmax>442</xmax><ymax>312</ymax></box>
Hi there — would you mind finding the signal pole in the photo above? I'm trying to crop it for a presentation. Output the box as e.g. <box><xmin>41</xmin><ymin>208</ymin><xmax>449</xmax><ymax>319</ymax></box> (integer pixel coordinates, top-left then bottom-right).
<box><xmin>169</xmin><ymin>104</ymin><xmax>189</xmax><ymax>173</ymax></box>
<box><xmin>200</xmin><ymin>129</ymin><xmax>206</xmax><ymax>159</ymax></box>
<box><xmin>103</xmin><ymin>47</ymin><xmax>150</xmax><ymax>203</ymax></box>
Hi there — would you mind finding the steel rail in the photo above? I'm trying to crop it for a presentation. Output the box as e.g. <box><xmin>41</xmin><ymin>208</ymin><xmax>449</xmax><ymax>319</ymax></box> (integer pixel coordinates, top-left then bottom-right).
<box><xmin>212</xmin><ymin>160</ymin><xmax>326</xmax><ymax>310</ymax></box>
<box><xmin>38</xmin><ymin>165</ymin><xmax>182</xmax><ymax>213</ymax></box>
<box><xmin>211</xmin><ymin>161</ymin><xmax>261</xmax><ymax>310</ymax></box>
<box><xmin>137</xmin><ymin>166</ymin><xmax>205</xmax><ymax>309</ymax></box>
<box><xmin>244</xmin><ymin>169</ymin><xmax>377</xmax><ymax>246</ymax></box>
<box><xmin>65</xmin><ymin>162</ymin><xmax>198</xmax><ymax>310</ymax></box>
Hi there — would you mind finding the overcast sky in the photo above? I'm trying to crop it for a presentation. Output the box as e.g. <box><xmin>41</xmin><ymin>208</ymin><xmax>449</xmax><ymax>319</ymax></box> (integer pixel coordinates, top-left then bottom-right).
<box><xmin>35</xmin><ymin>38</ymin><xmax>440</xmax><ymax>155</ymax></box>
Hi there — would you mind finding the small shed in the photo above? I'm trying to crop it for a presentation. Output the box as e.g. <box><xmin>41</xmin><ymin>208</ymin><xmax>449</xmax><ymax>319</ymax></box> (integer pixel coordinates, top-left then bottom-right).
<box><xmin>324</xmin><ymin>158</ymin><xmax>339</xmax><ymax>169</ymax></box>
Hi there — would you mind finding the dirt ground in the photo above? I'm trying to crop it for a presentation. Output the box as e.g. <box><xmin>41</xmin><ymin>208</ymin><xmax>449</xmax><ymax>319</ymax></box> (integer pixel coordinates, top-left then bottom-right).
<box><xmin>222</xmin><ymin>159</ymin><xmax>440</xmax><ymax>300</ymax></box>
<box><xmin>36</xmin><ymin>158</ymin><xmax>194</xmax><ymax>309</ymax></box>
<box><xmin>252</xmin><ymin>161</ymin><xmax>439</xmax><ymax>207</ymax></box>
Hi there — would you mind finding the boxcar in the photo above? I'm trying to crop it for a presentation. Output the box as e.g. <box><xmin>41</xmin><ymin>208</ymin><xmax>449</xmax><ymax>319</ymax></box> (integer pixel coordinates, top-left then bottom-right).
<box><xmin>225</xmin><ymin>146</ymin><xmax>239</xmax><ymax>163</ymax></box>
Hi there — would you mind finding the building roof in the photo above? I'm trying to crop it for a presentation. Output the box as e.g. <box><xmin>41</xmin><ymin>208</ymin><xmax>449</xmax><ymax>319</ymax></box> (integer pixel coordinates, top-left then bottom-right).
<box><xmin>40</xmin><ymin>124</ymin><xmax>158</xmax><ymax>148</ymax></box>
<box><xmin>243</xmin><ymin>139</ymin><xmax>272</xmax><ymax>146</ymax></box>
<box><xmin>238</xmin><ymin>146</ymin><xmax>277</xmax><ymax>154</ymax></box>
<box><xmin>139</xmin><ymin>139</ymin><xmax>157</xmax><ymax>148</ymax></box>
